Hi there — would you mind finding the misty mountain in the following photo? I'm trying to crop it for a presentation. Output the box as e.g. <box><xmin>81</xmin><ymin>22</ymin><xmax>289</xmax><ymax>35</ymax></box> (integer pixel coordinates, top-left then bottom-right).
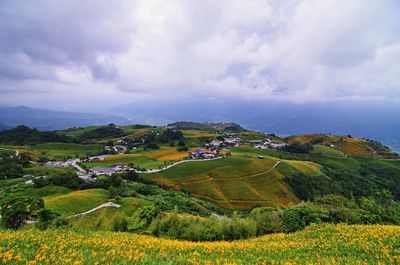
<box><xmin>111</xmin><ymin>99</ymin><xmax>400</xmax><ymax>152</ymax></box>
<box><xmin>0</xmin><ymin>106</ymin><xmax>131</xmax><ymax>131</ymax></box>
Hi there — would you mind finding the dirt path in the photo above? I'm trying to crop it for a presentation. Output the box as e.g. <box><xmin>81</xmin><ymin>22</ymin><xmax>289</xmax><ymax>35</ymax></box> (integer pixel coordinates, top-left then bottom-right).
<box><xmin>69</xmin><ymin>202</ymin><xmax>121</xmax><ymax>218</ymax></box>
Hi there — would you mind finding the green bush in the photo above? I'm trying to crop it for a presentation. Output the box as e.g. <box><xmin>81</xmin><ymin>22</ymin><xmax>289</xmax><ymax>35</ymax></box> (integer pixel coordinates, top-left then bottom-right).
<box><xmin>36</xmin><ymin>209</ymin><xmax>60</xmax><ymax>230</ymax></box>
<box><xmin>150</xmin><ymin>211</ymin><xmax>257</xmax><ymax>241</ymax></box>
<box><xmin>0</xmin><ymin>197</ymin><xmax>44</xmax><ymax>230</ymax></box>
<box><xmin>249</xmin><ymin>207</ymin><xmax>284</xmax><ymax>235</ymax></box>
<box><xmin>283</xmin><ymin>203</ymin><xmax>328</xmax><ymax>233</ymax></box>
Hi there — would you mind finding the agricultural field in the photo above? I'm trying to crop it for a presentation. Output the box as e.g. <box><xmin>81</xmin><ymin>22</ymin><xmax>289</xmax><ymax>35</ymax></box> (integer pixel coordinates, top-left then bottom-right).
<box><xmin>0</xmin><ymin>145</ymin><xmax>40</xmax><ymax>159</ymax></box>
<box><xmin>81</xmin><ymin>148</ymin><xmax>190</xmax><ymax>170</ymax></box>
<box><xmin>44</xmin><ymin>189</ymin><xmax>109</xmax><ymax>216</ymax></box>
<box><xmin>24</xmin><ymin>165</ymin><xmax>77</xmax><ymax>177</ymax></box>
<box><xmin>143</xmin><ymin>154</ymin><xmax>321</xmax><ymax>209</ymax></box>
<box><xmin>28</xmin><ymin>143</ymin><xmax>104</xmax><ymax>160</ymax></box>
<box><xmin>311</xmin><ymin>144</ymin><xmax>345</xmax><ymax>158</ymax></box>
<box><xmin>287</xmin><ymin>134</ymin><xmax>395</xmax><ymax>158</ymax></box>
<box><xmin>0</xmin><ymin>224</ymin><xmax>399</xmax><ymax>264</ymax></box>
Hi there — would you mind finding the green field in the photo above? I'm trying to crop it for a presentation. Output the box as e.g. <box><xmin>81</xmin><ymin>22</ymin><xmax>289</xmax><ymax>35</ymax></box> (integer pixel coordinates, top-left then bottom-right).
<box><xmin>142</xmin><ymin>154</ymin><xmax>321</xmax><ymax>209</ymax></box>
<box><xmin>80</xmin><ymin>148</ymin><xmax>190</xmax><ymax>170</ymax></box>
<box><xmin>28</xmin><ymin>142</ymin><xmax>104</xmax><ymax>159</ymax></box>
<box><xmin>0</xmin><ymin>224</ymin><xmax>398</xmax><ymax>264</ymax></box>
<box><xmin>311</xmin><ymin>144</ymin><xmax>346</xmax><ymax>157</ymax></box>
<box><xmin>81</xmin><ymin>155</ymin><xmax>165</xmax><ymax>170</ymax></box>
<box><xmin>44</xmin><ymin>189</ymin><xmax>109</xmax><ymax>216</ymax></box>
<box><xmin>24</xmin><ymin>165</ymin><xmax>77</xmax><ymax>177</ymax></box>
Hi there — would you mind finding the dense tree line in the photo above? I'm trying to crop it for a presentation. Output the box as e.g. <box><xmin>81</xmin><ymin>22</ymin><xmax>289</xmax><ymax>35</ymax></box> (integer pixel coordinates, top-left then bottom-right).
<box><xmin>0</xmin><ymin>125</ymin><xmax>71</xmax><ymax>145</ymax></box>
<box><xmin>281</xmin><ymin>142</ymin><xmax>313</xmax><ymax>154</ymax></box>
<box><xmin>78</xmin><ymin>126</ymin><xmax>126</xmax><ymax>142</ymax></box>
<box><xmin>0</xmin><ymin>153</ymin><xmax>30</xmax><ymax>179</ymax></box>
<box><xmin>147</xmin><ymin>193</ymin><xmax>400</xmax><ymax>241</ymax></box>
<box><xmin>285</xmin><ymin>164</ymin><xmax>400</xmax><ymax>201</ymax></box>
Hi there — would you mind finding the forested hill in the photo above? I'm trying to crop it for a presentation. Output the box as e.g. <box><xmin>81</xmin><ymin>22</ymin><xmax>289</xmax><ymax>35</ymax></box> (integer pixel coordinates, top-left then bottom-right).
<box><xmin>167</xmin><ymin>121</ymin><xmax>247</xmax><ymax>132</ymax></box>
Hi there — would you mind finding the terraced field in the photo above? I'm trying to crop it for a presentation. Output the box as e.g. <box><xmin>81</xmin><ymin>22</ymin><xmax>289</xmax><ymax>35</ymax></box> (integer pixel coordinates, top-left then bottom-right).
<box><xmin>143</xmin><ymin>154</ymin><xmax>321</xmax><ymax>209</ymax></box>
<box><xmin>289</xmin><ymin>134</ymin><xmax>376</xmax><ymax>157</ymax></box>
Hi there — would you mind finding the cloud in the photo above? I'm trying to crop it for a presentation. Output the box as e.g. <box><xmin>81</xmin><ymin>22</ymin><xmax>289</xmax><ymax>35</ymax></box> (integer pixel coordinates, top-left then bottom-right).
<box><xmin>0</xmin><ymin>0</ymin><xmax>399</xmax><ymax>108</ymax></box>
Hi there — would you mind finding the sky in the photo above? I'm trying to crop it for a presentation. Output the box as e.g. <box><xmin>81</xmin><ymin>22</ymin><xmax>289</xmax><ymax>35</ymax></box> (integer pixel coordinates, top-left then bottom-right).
<box><xmin>1</xmin><ymin>0</ymin><xmax>400</xmax><ymax>111</ymax></box>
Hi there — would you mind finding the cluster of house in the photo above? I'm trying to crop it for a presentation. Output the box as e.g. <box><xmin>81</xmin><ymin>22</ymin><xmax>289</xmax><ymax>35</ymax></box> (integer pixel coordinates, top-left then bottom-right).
<box><xmin>44</xmin><ymin>155</ymin><xmax>109</xmax><ymax>168</ymax></box>
<box><xmin>89</xmin><ymin>163</ymin><xmax>130</xmax><ymax>176</ymax></box>
<box><xmin>104</xmin><ymin>145</ymin><xmax>128</xmax><ymax>154</ymax></box>
<box><xmin>189</xmin><ymin>148</ymin><xmax>219</xmax><ymax>159</ymax></box>
<box><xmin>208</xmin><ymin>137</ymin><xmax>241</xmax><ymax>148</ymax></box>
<box><xmin>251</xmin><ymin>138</ymin><xmax>288</xmax><ymax>149</ymax></box>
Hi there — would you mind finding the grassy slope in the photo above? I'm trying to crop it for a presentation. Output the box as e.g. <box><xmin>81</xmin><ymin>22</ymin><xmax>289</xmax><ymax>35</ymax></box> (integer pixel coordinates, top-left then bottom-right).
<box><xmin>23</xmin><ymin>165</ymin><xmax>77</xmax><ymax>177</ymax></box>
<box><xmin>69</xmin><ymin>197</ymin><xmax>142</xmax><ymax>230</ymax></box>
<box><xmin>311</xmin><ymin>144</ymin><xmax>345</xmax><ymax>157</ymax></box>
<box><xmin>290</xmin><ymin>134</ymin><xmax>377</xmax><ymax>157</ymax></box>
<box><xmin>43</xmin><ymin>189</ymin><xmax>109</xmax><ymax>216</ymax></box>
<box><xmin>81</xmin><ymin>148</ymin><xmax>190</xmax><ymax>170</ymax></box>
<box><xmin>28</xmin><ymin>143</ymin><xmax>104</xmax><ymax>160</ymax></box>
<box><xmin>81</xmin><ymin>155</ymin><xmax>165</xmax><ymax>170</ymax></box>
<box><xmin>142</xmin><ymin>149</ymin><xmax>321</xmax><ymax>209</ymax></box>
<box><xmin>0</xmin><ymin>224</ymin><xmax>399</xmax><ymax>264</ymax></box>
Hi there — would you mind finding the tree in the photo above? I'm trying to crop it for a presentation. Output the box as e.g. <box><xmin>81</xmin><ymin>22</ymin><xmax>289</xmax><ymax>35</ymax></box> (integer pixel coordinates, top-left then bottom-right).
<box><xmin>0</xmin><ymin>197</ymin><xmax>44</xmax><ymax>230</ymax></box>
<box><xmin>125</xmin><ymin>170</ymin><xmax>138</xmax><ymax>181</ymax></box>
<box><xmin>283</xmin><ymin>203</ymin><xmax>328</xmax><ymax>232</ymax></box>
<box><xmin>36</xmin><ymin>209</ymin><xmax>60</xmax><ymax>230</ymax></box>
<box><xmin>33</xmin><ymin>176</ymin><xmax>50</xmax><ymax>188</ymax></box>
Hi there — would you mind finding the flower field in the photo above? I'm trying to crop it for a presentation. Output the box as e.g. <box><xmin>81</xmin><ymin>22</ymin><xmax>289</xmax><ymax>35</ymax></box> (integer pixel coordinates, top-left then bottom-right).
<box><xmin>0</xmin><ymin>224</ymin><xmax>399</xmax><ymax>264</ymax></box>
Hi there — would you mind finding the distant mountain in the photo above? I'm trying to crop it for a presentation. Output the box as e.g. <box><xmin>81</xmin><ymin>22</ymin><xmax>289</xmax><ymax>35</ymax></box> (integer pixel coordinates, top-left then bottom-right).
<box><xmin>0</xmin><ymin>123</ymin><xmax>9</xmax><ymax>131</ymax></box>
<box><xmin>0</xmin><ymin>106</ymin><xmax>131</xmax><ymax>131</ymax></box>
<box><xmin>111</xmin><ymin>99</ymin><xmax>400</xmax><ymax>153</ymax></box>
<box><xmin>167</xmin><ymin>121</ymin><xmax>246</xmax><ymax>132</ymax></box>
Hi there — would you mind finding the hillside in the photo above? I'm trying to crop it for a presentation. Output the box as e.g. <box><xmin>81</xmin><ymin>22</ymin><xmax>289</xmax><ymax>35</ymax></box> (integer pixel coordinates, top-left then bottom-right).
<box><xmin>167</xmin><ymin>121</ymin><xmax>247</xmax><ymax>133</ymax></box>
<box><xmin>142</xmin><ymin>155</ymin><xmax>320</xmax><ymax>209</ymax></box>
<box><xmin>0</xmin><ymin>123</ymin><xmax>399</xmax><ymax>251</ymax></box>
<box><xmin>0</xmin><ymin>224</ymin><xmax>399</xmax><ymax>264</ymax></box>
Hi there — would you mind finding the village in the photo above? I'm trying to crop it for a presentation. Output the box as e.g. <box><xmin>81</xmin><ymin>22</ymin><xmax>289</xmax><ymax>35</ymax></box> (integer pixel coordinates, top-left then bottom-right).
<box><xmin>27</xmin><ymin>134</ymin><xmax>287</xmax><ymax>184</ymax></box>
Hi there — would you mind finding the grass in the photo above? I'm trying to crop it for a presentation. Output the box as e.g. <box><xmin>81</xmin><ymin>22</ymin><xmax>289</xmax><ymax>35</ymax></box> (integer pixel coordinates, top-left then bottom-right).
<box><xmin>81</xmin><ymin>155</ymin><xmax>165</xmax><ymax>170</ymax></box>
<box><xmin>81</xmin><ymin>148</ymin><xmax>189</xmax><ymax>170</ymax></box>
<box><xmin>23</xmin><ymin>165</ymin><xmax>77</xmax><ymax>177</ymax></box>
<box><xmin>143</xmin><ymin>149</ymin><xmax>190</xmax><ymax>161</ymax></box>
<box><xmin>142</xmin><ymin>154</ymin><xmax>320</xmax><ymax>209</ymax></box>
<box><xmin>335</xmin><ymin>141</ymin><xmax>374</xmax><ymax>157</ymax></box>
<box><xmin>311</xmin><ymin>144</ymin><xmax>345</xmax><ymax>158</ymax></box>
<box><xmin>0</xmin><ymin>224</ymin><xmax>399</xmax><ymax>264</ymax></box>
<box><xmin>28</xmin><ymin>143</ymin><xmax>104</xmax><ymax>160</ymax></box>
<box><xmin>69</xmin><ymin>197</ymin><xmax>143</xmax><ymax>230</ymax></box>
<box><xmin>43</xmin><ymin>189</ymin><xmax>109</xmax><ymax>216</ymax></box>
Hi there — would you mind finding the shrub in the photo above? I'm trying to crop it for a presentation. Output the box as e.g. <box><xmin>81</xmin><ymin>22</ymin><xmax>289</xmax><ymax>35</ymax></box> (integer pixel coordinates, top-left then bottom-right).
<box><xmin>112</xmin><ymin>216</ymin><xmax>128</xmax><ymax>232</ymax></box>
<box><xmin>32</xmin><ymin>176</ymin><xmax>50</xmax><ymax>188</ymax></box>
<box><xmin>283</xmin><ymin>203</ymin><xmax>328</xmax><ymax>233</ymax></box>
<box><xmin>249</xmin><ymin>207</ymin><xmax>284</xmax><ymax>235</ymax></box>
<box><xmin>0</xmin><ymin>197</ymin><xmax>44</xmax><ymax>230</ymax></box>
<box><xmin>36</xmin><ymin>209</ymin><xmax>60</xmax><ymax>230</ymax></box>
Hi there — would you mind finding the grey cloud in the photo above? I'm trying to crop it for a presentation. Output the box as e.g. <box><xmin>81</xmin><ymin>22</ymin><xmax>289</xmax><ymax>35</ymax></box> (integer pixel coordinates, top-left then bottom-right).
<box><xmin>0</xmin><ymin>0</ymin><xmax>400</xmax><ymax>106</ymax></box>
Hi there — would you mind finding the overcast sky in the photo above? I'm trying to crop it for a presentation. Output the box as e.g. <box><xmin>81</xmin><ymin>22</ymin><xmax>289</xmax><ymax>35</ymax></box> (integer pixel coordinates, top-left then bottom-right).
<box><xmin>1</xmin><ymin>0</ymin><xmax>400</xmax><ymax>110</ymax></box>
